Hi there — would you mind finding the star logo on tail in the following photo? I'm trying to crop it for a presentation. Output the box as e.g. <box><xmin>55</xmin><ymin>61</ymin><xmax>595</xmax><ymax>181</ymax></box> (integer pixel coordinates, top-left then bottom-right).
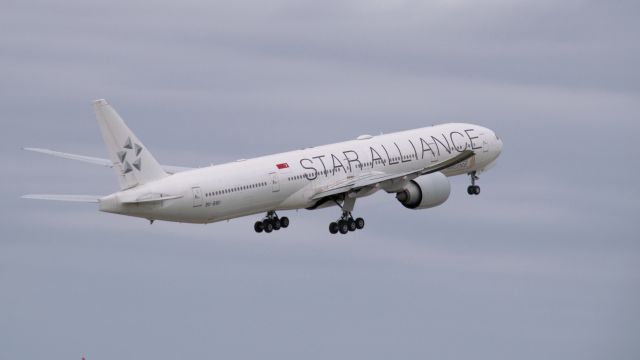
<box><xmin>120</xmin><ymin>137</ymin><xmax>143</xmax><ymax>174</ymax></box>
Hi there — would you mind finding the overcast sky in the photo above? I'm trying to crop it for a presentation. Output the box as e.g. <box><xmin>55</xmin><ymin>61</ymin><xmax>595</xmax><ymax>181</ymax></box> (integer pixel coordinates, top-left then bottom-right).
<box><xmin>1</xmin><ymin>0</ymin><xmax>639</xmax><ymax>359</ymax></box>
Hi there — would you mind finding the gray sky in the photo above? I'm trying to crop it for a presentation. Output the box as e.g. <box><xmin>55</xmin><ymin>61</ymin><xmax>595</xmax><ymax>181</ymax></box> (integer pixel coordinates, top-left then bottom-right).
<box><xmin>1</xmin><ymin>0</ymin><xmax>639</xmax><ymax>359</ymax></box>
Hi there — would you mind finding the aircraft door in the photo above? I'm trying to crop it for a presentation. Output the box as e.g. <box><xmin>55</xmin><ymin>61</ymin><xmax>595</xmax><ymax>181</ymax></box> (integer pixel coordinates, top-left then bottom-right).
<box><xmin>270</xmin><ymin>172</ymin><xmax>280</xmax><ymax>192</ymax></box>
<box><xmin>481</xmin><ymin>133</ymin><xmax>489</xmax><ymax>153</ymax></box>
<box><xmin>192</xmin><ymin>186</ymin><xmax>203</xmax><ymax>207</ymax></box>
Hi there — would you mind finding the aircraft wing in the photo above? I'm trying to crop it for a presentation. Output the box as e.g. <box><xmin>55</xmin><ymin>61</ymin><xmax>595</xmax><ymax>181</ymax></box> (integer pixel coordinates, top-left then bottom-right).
<box><xmin>24</xmin><ymin>147</ymin><xmax>194</xmax><ymax>174</ymax></box>
<box><xmin>311</xmin><ymin>150</ymin><xmax>475</xmax><ymax>200</ymax></box>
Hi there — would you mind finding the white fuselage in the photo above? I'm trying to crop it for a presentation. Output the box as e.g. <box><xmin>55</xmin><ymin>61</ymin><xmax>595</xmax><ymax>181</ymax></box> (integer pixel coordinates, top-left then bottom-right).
<box><xmin>99</xmin><ymin>123</ymin><xmax>503</xmax><ymax>223</ymax></box>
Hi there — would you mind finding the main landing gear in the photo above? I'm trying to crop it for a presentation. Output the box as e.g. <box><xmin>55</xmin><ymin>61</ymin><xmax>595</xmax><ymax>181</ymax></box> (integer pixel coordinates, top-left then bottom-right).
<box><xmin>254</xmin><ymin>211</ymin><xmax>289</xmax><ymax>233</ymax></box>
<box><xmin>328</xmin><ymin>196</ymin><xmax>364</xmax><ymax>235</ymax></box>
<box><xmin>329</xmin><ymin>212</ymin><xmax>365</xmax><ymax>235</ymax></box>
<box><xmin>467</xmin><ymin>171</ymin><xmax>481</xmax><ymax>195</ymax></box>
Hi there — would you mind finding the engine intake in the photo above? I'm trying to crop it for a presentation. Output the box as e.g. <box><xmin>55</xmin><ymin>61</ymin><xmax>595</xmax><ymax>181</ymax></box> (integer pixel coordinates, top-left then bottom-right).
<box><xmin>396</xmin><ymin>172</ymin><xmax>451</xmax><ymax>209</ymax></box>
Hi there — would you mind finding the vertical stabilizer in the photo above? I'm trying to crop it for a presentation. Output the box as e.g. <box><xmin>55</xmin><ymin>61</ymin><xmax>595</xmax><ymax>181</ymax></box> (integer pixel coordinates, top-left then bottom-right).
<box><xmin>93</xmin><ymin>99</ymin><xmax>167</xmax><ymax>189</ymax></box>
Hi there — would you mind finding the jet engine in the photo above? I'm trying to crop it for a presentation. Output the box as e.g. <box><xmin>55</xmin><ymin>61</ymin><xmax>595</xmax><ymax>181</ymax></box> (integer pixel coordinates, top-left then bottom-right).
<box><xmin>396</xmin><ymin>172</ymin><xmax>451</xmax><ymax>209</ymax></box>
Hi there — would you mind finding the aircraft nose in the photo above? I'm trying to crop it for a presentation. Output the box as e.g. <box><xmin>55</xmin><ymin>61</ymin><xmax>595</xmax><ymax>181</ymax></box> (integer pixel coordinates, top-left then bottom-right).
<box><xmin>492</xmin><ymin>132</ymin><xmax>503</xmax><ymax>157</ymax></box>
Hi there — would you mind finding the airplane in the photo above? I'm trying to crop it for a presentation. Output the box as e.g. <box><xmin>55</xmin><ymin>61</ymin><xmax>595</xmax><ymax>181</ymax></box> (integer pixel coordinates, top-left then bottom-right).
<box><xmin>23</xmin><ymin>99</ymin><xmax>503</xmax><ymax>234</ymax></box>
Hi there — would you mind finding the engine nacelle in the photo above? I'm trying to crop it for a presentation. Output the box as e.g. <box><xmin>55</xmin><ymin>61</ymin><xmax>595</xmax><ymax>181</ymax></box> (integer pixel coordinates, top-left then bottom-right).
<box><xmin>396</xmin><ymin>172</ymin><xmax>451</xmax><ymax>209</ymax></box>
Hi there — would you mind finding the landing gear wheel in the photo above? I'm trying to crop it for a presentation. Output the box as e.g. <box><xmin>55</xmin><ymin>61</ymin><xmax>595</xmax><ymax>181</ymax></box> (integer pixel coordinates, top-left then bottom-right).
<box><xmin>347</xmin><ymin>218</ymin><xmax>357</xmax><ymax>232</ymax></box>
<box><xmin>355</xmin><ymin>217</ymin><xmax>365</xmax><ymax>230</ymax></box>
<box><xmin>254</xmin><ymin>221</ymin><xmax>264</xmax><ymax>233</ymax></box>
<box><xmin>329</xmin><ymin>222</ymin><xmax>339</xmax><ymax>234</ymax></box>
<box><xmin>263</xmin><ymin>220</ymin><xmax>274</xmax><ymax>233</ymax></box>
<box><xmin>338</xmin><ymin>220</ymin><xmax>349</xmax><ymax>234</ymax></box>
<box><xmin>280</xmin><ymin>217</ymin><xmax>289</xmax><ymax>228</ymax></box>
<box><xmin>273</xmin><ymin>219</ymin><xmax>282</xmax><ymax>231</ymax></box>
<box><xmin>468</xmin><ymin>171</ymin><xmax>481</xmax><ymax>196</ymax></box>
<box><xmin>468</xmin><ymin>185</ymin><xmax>481</xmax><ymax>195</ymax></box>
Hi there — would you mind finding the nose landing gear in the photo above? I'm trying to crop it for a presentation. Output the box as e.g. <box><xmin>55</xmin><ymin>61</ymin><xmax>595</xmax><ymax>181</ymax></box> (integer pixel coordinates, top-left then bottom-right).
<box><xmin>467</xmin><ymin>171</ymin><xmax>481</xmax><ymax>195</ymax></box>
<box><xmin>254</xmin><ymin>211</ymin><xmax>290</xmax><ymax>233</ymax></box>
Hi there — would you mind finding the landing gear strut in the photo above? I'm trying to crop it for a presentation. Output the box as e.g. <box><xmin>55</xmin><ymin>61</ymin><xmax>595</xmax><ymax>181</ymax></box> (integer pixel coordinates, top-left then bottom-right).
<box><xmin>328</xmin><ymin>196</ymin><xmax>365</xmax><ymax>235</ymax></box>
<box><xmin>467</xmin><ymin>171</ymin><xmax>481</xmax><ymax>195</ymax></box>
<box><xmin>254</xmin><ymin>211</ymin><xmax>289</xmax><ymax>233</ymax></box>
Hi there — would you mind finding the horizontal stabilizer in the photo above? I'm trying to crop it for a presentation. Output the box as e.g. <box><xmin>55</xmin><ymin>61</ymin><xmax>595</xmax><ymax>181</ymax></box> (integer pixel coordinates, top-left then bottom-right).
<box><xmin>23</xmin><ymin>147</ymin><xmax>193</xmax><ymax>174</ymax></box>
<box><xmin>24</xmin><ymin>147</ymin><xmax>113</xmax><ymax>167</ymax></box>
<box><xmin>22</xmin><ymin>194</ymin><xmax>102</xmax><ymax>203</ymax></box>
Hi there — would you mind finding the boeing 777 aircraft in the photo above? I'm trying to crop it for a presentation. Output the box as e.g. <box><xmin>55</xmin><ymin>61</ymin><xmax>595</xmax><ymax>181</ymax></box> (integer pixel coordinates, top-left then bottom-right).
<box><xmin>23</xmin><ymin>100</ymin><xmax>503</xmax><ymax>234</ymax></box>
